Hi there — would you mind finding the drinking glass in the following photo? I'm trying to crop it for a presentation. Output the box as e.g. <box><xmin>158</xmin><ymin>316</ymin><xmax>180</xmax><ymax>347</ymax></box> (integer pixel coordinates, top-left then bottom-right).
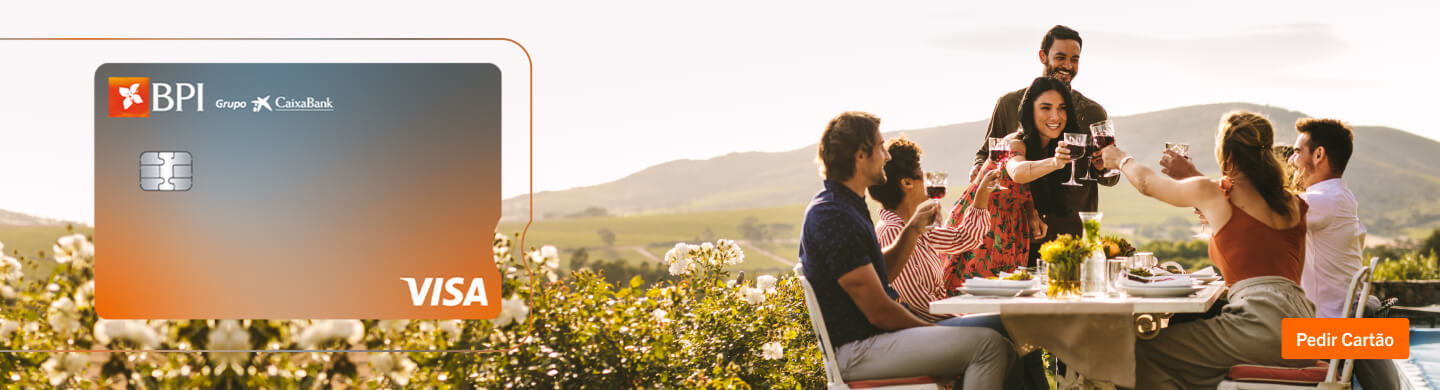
<box><xmin>1062</xmin><ymin>133</ymin><xmax>1088</xmax><ymax>187</ymax></box>
<box><xmin>923</xmin><ymin>171</ymin><xmax>948</xmax><ymax>229</ymax></box>
<box><xmin>1108</xmin><ymin>258</ymin><xmax>1129</xmax><ymax>295</ymax></box>
<box><xmin>1165</xmin><ymin>142</ymin><xmax>1210</xmax><ymax>238</ymax></box>
<box><xmin>1090</xmin><ymin>120</ymin><xmax>1119</xmax><ymax>178</ymax></box>
<box><xmin>986</xmin><ymin>137</ymin><xmax>1010</xmax><ymax>190</ymax></box>
<box><xmin>1037</xmin><ymin>260</ymin><xmax>1050</xmax><ymax>284</ymax></box>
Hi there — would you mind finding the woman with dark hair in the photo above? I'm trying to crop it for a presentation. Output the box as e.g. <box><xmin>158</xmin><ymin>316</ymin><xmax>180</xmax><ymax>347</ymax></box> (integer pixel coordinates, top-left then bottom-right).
<box><xmin>941</xmin><ymin>107</ymin><xmax>1045</xmax><ymax>291</ymax></box>
<box><xmin>998</xmin><ymin>77</ymin><xmax>1090</xmax><ymax>245</ymax></box>
<box><xmin>1098</xmin><ymin>111</ymin><xmax>1315</xmax><ymax>388</ymax></box>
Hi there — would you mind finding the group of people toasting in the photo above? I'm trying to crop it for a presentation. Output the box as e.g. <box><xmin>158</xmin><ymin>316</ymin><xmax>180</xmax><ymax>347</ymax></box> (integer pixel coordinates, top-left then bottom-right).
<box><xmin>799</xmin><ymin>25</ymin><xmax>1392</xmax><ymax>389</ymax></box>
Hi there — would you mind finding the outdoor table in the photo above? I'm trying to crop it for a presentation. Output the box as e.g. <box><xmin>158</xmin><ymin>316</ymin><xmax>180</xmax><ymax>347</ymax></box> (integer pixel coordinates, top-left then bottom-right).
<box><xmin>929</xmin><ymin>282</ymin><xmax>1228</xmax><ymax>389</ymax></box>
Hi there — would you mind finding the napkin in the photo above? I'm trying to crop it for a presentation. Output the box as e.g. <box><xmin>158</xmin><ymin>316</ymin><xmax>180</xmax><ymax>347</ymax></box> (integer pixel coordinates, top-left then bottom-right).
<box><xmin>1120</xmin><ymin>275</ymin><xmax>1192</xmax><ymax>288</ymax></box>
<box><xmin>965</xmin><ymin>277</ymin><xmax>1038</xmax><ymax>289</ymax></box>
<box><xmin>1190</xmin><ymin>266</ymin><xmax>1217</xmax><ymax>276</ymax></box>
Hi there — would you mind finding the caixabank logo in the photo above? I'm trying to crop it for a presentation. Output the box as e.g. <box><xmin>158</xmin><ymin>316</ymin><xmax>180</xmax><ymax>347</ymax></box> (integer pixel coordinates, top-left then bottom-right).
<box><xmin>106</xmin><ymin>77</ymin><xmax>205</xmax><ymax>118</ymax></box>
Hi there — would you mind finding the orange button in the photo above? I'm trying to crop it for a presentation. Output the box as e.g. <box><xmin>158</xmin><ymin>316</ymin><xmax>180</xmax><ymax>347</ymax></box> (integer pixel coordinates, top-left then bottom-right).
<box><xmin>1282</xmin><ymin>318</ymin><xmax>1409</xmax><ymax>359</ymax></box>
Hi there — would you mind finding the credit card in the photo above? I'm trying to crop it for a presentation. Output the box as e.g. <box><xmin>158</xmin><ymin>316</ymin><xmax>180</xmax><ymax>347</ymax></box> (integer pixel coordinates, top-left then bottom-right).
<box><xmin>94</xmin><ymin>63</ymin><xmax>502</xmax><ymax>319</ymax></box>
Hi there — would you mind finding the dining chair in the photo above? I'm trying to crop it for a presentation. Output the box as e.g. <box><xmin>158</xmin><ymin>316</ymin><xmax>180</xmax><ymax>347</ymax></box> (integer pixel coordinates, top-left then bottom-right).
<box><xmin>1216</xmin><ymin>261</ymin><xmax>1378</xmax><ymax>390</ymax></box>
<box><xmin>797</xmin><ymin>271</ymin><xmax>948</xmax><ymax>390</ymax></box>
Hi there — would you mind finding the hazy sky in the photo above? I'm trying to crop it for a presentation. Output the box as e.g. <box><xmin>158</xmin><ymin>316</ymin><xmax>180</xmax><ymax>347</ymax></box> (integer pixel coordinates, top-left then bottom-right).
<box><xmin>1</xmin><ymin>1</ymin><xmax>1436</xmax><ymax>222</ymax></box>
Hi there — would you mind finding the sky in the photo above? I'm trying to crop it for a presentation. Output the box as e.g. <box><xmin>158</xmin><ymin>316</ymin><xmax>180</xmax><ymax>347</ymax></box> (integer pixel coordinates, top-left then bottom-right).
<box><xmin>1</xmin><ymin>0</ymin><xmax>1437</xmax><ymax>223</ymax></box>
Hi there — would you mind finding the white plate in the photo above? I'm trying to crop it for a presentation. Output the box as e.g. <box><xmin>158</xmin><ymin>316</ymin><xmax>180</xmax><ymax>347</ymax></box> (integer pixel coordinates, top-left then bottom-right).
<box><xmin>958</xmin><ymin>287</ymin><xmax>1037</xmax><ymax>297</ymax></box>
<box><xmin>1124</xmin><ymin>286</ymin><xmax>1203</xmax><ymax>297</ymax></box>
<box><xmin>1190</xmin><ymin>275</ymin><xmax>1220</xmax><ymax>284</ymax></box>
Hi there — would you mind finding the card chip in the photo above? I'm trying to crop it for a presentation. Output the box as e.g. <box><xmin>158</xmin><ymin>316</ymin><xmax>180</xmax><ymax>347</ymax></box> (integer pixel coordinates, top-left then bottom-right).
<box><xmin>140</xmin><ymin>151</ymin><xmax>193</xmax><ymax>191</ymax></box>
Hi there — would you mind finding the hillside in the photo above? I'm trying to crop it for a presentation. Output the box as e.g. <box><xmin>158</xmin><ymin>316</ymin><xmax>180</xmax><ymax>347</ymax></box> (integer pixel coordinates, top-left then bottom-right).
<box><xmin>504</xmin><ymin>103</ymin><xmax>1440</xmax><ymax>238</ymax></box>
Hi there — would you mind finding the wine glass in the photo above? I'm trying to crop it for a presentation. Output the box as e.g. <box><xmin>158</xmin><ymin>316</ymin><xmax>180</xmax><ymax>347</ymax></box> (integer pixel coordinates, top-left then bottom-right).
<box><xmin>1062</xmin><ymin>133</ymin><xmax>1088</xmax><ymax>187</ymax></box>
<box><xmin>986</xmin><ymin>137</ymin><xmax>1010</xmax><ymax>191</ymax></box>
<box><xmin>1090</xmin><ymin>120</ymin><xmax>1119</xmax><ymax>178</ymax></box>
<box><xmin>924</xmin><ymin>171</ymin><xmax>948</xmax><ymax>229</ymax></box>
<box><xmin>1166</xmin><ymin>142</ymin><xmax>1208</xmax><ymax>238</ymax></box>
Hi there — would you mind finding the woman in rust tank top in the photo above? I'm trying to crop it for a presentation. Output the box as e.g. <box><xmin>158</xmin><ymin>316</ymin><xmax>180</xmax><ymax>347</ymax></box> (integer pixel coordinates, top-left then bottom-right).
<box><xmin>1097</xmin><ymin>111</ymin><xmax>1315</xmax><ymax>389</ymax></box>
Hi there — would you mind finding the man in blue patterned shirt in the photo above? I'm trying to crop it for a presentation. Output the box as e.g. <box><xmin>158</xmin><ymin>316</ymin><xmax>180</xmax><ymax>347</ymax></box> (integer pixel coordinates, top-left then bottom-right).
<box><xmin>801</xmin><ymin>111</ymin><xmax>1014</xmax><ymax>389</ymax></box>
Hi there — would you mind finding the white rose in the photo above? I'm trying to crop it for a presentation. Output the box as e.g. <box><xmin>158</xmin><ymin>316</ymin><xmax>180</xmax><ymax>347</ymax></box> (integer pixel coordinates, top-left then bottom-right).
<box><xmin>0</xmin><ymin>255</ymin><xmax>21</xmax><ymax>283</ymax></box>
<box><xmin>0</xmin><ymin>319</ymin><xmax>19</xmax><ymax>339</ymax></box>
<box><xmin>41</xmin><ymin>352</ymin><xmax>88</xmax><ymax>386</ymax></box>
<box><xmin>94</xmin><ymin>319</ymin><xmax>161</xmax><ymax>349</ymax></box>
<box><xmin>761</xmin><ymin>341</ymin><xmax>784</xmax><ymax>360</ymax></box>
<box><xmin>717</xmin><ymin>239</ymin><xmax>745</xmax><ymax>266</ymax></box>
<box><xmin>666</xmin><ymin>242</ymin><xmax>693</xmax><ymax>276</ymax></box>
<box><xmin>539</xmin><ymin>245</ymin><xmax>560</xmax><ymax>269</ymax></box>
<box><xmin>493</xmin><ymin>296</ymin><xmax>530</xmax><ymax>328</ymax></box>
<box><xmin>52</xmin><ymin>233</ymin><xmax>94</xmax><ymax>268</ymax></box>
<box><xmin>46</xmin><ymin>297</ymin><xmax>80</xmax><ymax>335</ymax></box>
<box><xmin>297</xmin><ymin>320</ymin><xmax>364</xmax><ymax>349</ymax></box>
<box><xmin>377</xmin><ymin>320</ymin><xmax>410</xmax><ymax>335</ymax></box>
<box><xmin>438</xmin><ymin>320</ymin><xmax>462</xmax><ymax>341</ymax></box>
<box><xmin>206</xmin><ymin>320</ymin><xmax>251</xmax><ymax>373</ymax></box>
<box><xmin>756</xmin><ymin>275</ymin><xmax>777</xmax><ymax>291</ymax></box>
<box><xmin>369</xmin><ymin>351</ymin><xmax>417</xmax><ymax>386</ymax></box>
<box><xmin>73</xmin><ymin>280</ymin><xmax>95</xmax><ymax>309</ymax></box>
<box><xmin>741</xmin><ymin>287</ymin><xmax>766</xmax><ymax>305</ymax></box>
<box><xmin>651</xmin><ymin>308</ymin><xmax>667</xmax><ymax>323</ymax></box>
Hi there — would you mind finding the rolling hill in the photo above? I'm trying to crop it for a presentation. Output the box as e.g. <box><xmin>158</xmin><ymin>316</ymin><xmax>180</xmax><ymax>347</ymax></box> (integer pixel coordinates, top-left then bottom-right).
<box><xmin>504</xmin><ymin>103</ymin><xmax>1440</xmax><ymax>239</ymax></box>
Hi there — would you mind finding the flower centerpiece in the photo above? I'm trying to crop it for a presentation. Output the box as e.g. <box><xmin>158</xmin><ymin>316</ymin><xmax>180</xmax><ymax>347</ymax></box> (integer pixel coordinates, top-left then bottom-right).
<box><xmin>1038</xmin><ymin>234</ymin><xmax>1096</xmax><ymax>299</ymax></box>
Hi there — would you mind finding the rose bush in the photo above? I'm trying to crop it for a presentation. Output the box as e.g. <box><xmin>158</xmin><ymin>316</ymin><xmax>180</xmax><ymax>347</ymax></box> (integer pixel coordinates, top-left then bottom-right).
<box><xmin>0</xmin><ymin>229</ymin><xmax>825</xmax><ymax>388</ymax></box>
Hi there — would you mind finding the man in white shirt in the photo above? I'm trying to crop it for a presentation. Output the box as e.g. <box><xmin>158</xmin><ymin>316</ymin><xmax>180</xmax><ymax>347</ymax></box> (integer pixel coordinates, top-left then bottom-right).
<box><xmin>1288</xmin><ymin>118</ymin><xmax>1397</xmax><ymax>389</ymax></box>
<box><xmin>1288</xmin><ymin>118</ymin><xmax>1362</xmax><ymax>319</ymax></box>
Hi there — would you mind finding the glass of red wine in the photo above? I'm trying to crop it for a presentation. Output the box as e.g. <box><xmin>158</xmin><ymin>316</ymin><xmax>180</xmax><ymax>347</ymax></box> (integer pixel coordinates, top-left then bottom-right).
<box><xmin>1062</xmin><ymin>133</ymin><xmax>1088</xmax><ymax>187</ymax></box>
<box><xmin>986</xmin><ymin>137</ymin><xmax>1009</xmax><ymax>190</ymax></box>
<box><xmin>924</xmin><ymin>171</ymin><xmax>948</xmax><ymax>228</ymax></box>
<box><xmin>1090</xmin><ymin>120</ymin><xmax>1119</xmax><ymax>178</ymax></box>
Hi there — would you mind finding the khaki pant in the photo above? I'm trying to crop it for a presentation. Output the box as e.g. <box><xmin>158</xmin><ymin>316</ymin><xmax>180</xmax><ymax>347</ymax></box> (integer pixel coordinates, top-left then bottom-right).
<box><xmin>1135</xmin><ymin>276</ymin><xmax>1317</xmax><ymax>389</ymax></box>
<box><xmin>836</xmin><ymin>325</ymin><xmax>1015</xmax><ymax>390</ymax></box>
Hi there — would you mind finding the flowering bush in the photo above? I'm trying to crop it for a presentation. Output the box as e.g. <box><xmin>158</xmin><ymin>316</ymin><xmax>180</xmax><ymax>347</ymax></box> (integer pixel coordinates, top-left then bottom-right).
<box><xmin>0</xmin><ymin>229</ymin><xmax>824</xmax><ymax>388</ymax></box>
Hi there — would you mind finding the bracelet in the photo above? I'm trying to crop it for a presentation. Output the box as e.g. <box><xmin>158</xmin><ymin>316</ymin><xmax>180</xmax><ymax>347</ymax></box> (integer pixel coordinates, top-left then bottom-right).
<box><xmin>1119</xmin><ymin>156</ymin><xmax>1136</xmax><ymax>171</ymax></box>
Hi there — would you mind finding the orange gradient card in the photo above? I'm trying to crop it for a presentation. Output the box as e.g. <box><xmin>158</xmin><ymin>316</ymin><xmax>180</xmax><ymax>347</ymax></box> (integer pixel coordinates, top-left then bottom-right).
<box><xmin>93</xmin><ymin>63</ymin><xmax>502</xmax><ymax>319</ymax></box>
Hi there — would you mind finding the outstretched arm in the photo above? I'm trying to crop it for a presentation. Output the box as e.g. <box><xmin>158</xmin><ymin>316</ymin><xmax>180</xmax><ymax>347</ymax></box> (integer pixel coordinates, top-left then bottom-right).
<box><xmin>1100</xmin><ymin>146</ymin><xmax>1226</xmax><ymax>212</ymax></box>
<box><xmin>1006</xmin><ymin>138</ymin><xmax>1073</xmax><ymax>184</ymax></box>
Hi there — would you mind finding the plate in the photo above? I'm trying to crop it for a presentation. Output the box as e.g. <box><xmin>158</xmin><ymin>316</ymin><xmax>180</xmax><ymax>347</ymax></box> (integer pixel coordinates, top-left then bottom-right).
<box><xmin>1190</xmin><ymin>275</ymin><xmax>1220</xmax><ymax>284</ymax></box>
<box><xmin>958</xmin><ymin>287</ymin><xmax>1035</xmax><ymax>297</ymax></box>
<box><xmin>1123</xmin><ymin>286</ymin><xmax>1203</xmax><ymax>298</ymax></box>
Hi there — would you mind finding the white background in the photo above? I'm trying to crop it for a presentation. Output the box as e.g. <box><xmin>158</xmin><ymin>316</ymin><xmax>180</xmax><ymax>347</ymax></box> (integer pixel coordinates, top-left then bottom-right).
<box><xmin>0</xmin><ymin>40</ymin><xmax>530</xmax><ymax>225</ymax></box>
<box><xmin>1</xmin><ymin>0</ymin><xmax>1437</xmax><ymax>224</ymax></box>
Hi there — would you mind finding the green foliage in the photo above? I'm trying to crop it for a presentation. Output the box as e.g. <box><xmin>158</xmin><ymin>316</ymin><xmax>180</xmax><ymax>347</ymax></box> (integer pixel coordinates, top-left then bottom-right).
<box><xmin>1373</xmin><ymin>251</ymin><xmax>1440</xmax><ymax>282</ymax></box>
<box><xmin>1138</xmin><ymin>239</ymin><xmax>1214</xmax><ymax>272</ymax></box>
<box><xmin>0</xmin><ymin>230</ymin><xmax>824</xmax><ymax>388</ymax></box>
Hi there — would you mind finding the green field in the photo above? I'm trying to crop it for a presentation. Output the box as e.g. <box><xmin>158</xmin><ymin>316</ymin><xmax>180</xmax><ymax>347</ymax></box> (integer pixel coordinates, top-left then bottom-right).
<box><xmin>499</xmin><ymin>183</ymin><xmax>1195</xmax><ymax>276</ymax></box>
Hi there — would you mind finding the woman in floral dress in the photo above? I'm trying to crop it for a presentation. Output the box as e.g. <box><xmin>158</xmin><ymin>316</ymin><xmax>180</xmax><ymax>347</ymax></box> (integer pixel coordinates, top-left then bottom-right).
<box><xmin>943</xmin><ymin>154</ymin><xmax>1041</xmax><ymax>290</ymax></box>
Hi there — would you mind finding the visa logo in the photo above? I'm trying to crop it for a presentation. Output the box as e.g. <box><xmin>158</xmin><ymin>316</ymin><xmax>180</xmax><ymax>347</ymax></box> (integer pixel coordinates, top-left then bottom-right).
<box><xmin>401</xmin><ymin>277</ymin><xmax>489</xmax><ymax>307</ymax></box>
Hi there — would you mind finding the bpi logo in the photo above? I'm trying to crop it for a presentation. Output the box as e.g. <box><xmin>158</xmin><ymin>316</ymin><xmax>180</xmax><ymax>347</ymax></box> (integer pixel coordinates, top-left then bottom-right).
<box><xmin>107</xmin><ymin>77</ymin><xmax>206</xmax><ymax>118</ymax></box>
